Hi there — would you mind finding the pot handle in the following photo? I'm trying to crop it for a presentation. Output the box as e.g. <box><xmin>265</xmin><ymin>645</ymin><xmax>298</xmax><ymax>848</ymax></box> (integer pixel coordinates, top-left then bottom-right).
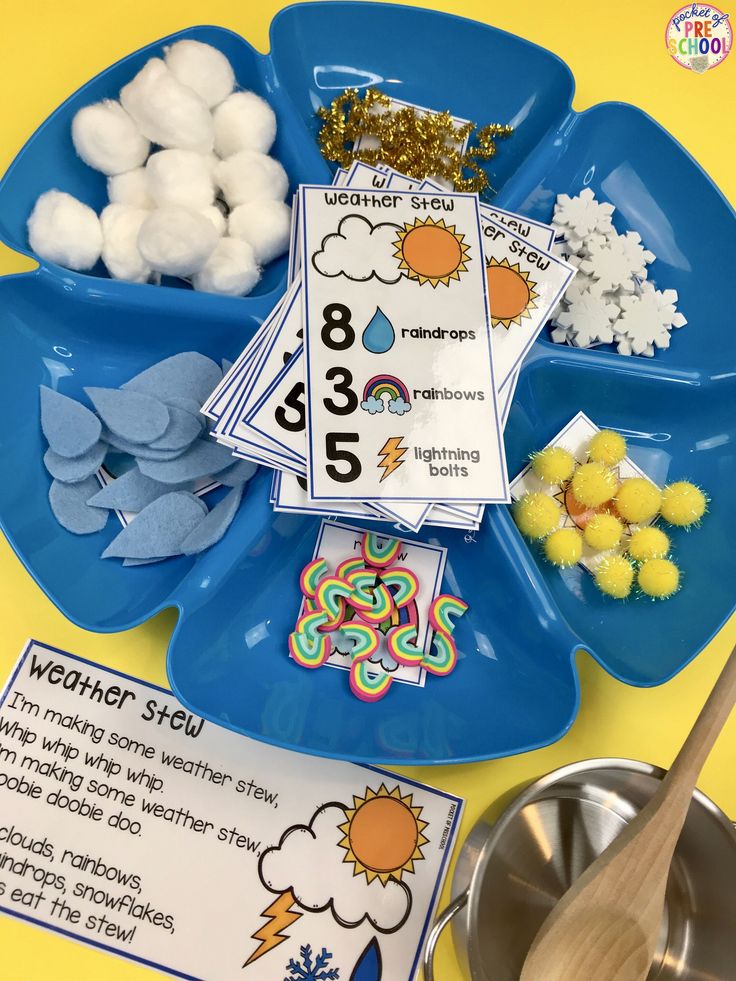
<box><xmin>423</xmin><ymin>890</ymin><xmax>468</xmax><ymax>981</ymax></box>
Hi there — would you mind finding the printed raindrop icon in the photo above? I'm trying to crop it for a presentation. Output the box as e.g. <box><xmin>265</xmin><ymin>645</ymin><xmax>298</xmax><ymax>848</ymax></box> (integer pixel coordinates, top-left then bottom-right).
<box><xmin>362</xmin><ymin>307</ymin><xmax>395</xmax><ymax>353</ymax></box>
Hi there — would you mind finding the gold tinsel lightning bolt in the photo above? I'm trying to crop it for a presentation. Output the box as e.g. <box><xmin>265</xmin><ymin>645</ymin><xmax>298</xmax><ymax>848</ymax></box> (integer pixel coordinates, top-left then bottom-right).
<box><xmin>316</xmin><ymin>87</ymin><xmax>513</xmax><ymax>196</ymax></box>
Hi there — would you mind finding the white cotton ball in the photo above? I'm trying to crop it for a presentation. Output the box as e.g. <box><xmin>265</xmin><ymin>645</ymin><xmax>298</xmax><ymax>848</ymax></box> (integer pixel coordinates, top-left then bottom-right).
<box><xmin>201</xmin><ymin>204</ymin><xmax>227</xmax><ymax>236</ymax></box>
<box><xmin>146</xmin><ymin>149</ymin><xmax>215</xmax><ymax>209</ymax></box>
<box><xmin>214</xmin><ymin>150</ymin><xmax>288</xmax><ymax>208</ymax></box>
<box><xmin>203</xmin><ymin>152</ymin><xmax>220</xmax><ymax>176</ymax></box>
<box><xmin>213</xmin><ymin>91</ymin><xmax>277</xmax><ymax>158</ymax></box>
<box><xmin>228</xmin><ymin>199</ymin><xmax>292</xmax><ymax>265</ymax></box>
<box><xmin>71</xmin><ymin>100</ymin><xmax>150</xmax><ymax>176</ymax></box>
<box><xmin>120</xmin><ymin>58</ymin><xmax>214</xmax><ymax>153</ymax></box>
<box><xmin>100</xmin><ymin>204</ymin><xmax>151</xmax><ymax>283</ymax></box>
<box><xmin>164</xmin><ymin>40</ymin><xmax>235</xmax><ymax>108</ymax></box>
<box><xmin>27</xmin><ymin>190</ymin><xmax>102</xmax><ymax>271</ymax></box>
<box><xmin>107</xmin><ymin>168</ymin><xmax>154</xmax><ymax>209</ymax></box>
<box><xmin>137</xmin><ymin>206</ymin><xmax>219</xmax><ymax>277</ymax></box>
<box><xmin>192</xmin><ymin>237</ymin><xmax>261</xmax><ymax>296</ymax></box>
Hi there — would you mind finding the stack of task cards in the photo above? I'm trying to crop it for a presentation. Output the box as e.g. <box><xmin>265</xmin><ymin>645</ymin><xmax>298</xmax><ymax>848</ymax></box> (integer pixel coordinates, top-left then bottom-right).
<box><xmin>204</xmin><ymin>150</ymin><xmax>575</xmax><ymax>534</ymax></box>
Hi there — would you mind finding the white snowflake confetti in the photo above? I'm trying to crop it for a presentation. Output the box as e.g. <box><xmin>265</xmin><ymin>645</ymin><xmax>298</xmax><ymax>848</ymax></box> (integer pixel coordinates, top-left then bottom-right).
<box><xmin>579</xmin><ymin>237</ymin><xmax>642</xmax><ymax>293</ymax></box>
<box><xmin>616</xmin><ymin>231</ymin><xmax>656</xmax><ymax>276</ymax></box>
<box><xmin>553</xmin><ymin>188</ymin><xmax>615</xmax><ymax>249</ymax></box>
<box><xmin>557</xmin><ymin>293</ymin><xmax>620</xmax><ymax>347</ymax></box>
<box><xmin>550</xmin><ymin>324</ymin><xmax>573</xmax><ymax>344</ymax></box>
<box><xmin>548</xmin><ymin>191</ymin><xmax>686</xmax><ymax>356</ymax></box>
<box><xmin>638</xmin><ymin>283</ymin><xmax>688</xmax><ymax>328</ymax></box>
<box><xmin>616</xmin><ymin>288</ymin><xmax>683</xmax><ymax>353</ymax></box>
<box><xmin>564</xmin><ymin>267</ymin><xmax>610</xmax><ymax>304</ymax></box>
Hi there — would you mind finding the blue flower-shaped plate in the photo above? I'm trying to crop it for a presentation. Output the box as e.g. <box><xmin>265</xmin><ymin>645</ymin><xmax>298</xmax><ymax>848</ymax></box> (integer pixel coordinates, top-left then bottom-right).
<box><xmin>1</xmin><ymin>2</ymin><xmax>734</xmax><ymax>764</ymax></box>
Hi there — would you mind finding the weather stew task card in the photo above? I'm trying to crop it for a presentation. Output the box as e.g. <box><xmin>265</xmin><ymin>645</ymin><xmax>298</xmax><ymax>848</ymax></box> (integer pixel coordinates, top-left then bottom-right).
<box><xmin>300</xmin><ymin>185</ymin><xmax>509</xmax><ymax>503</ymax></box>
<box><xmin>0</xmin><ymin>641</ymin><xmax>462</xmax><ymax>980</ymax></box>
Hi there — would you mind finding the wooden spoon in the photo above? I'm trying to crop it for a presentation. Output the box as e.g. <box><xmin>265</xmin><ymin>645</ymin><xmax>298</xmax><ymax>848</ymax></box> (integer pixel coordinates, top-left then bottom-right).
<box><xmin>520</xmin><ymin>642</ymin><xmax>736</xmax><ymax>981</ymax></box>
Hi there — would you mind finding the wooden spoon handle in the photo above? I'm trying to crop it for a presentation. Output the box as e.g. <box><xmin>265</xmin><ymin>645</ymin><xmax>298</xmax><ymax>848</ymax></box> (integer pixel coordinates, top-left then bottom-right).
<box><xmin>663</xmin><ymin>643</ymin><xmax>736</xmax><ymax>804</ymax></box>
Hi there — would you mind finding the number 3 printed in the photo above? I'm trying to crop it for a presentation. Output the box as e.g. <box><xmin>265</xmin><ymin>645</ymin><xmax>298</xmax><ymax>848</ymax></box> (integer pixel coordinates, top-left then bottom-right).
<box><xmin>324</xmin><ymin>367</ymin><xmax>357</xmax><ymax>416</ymax></box>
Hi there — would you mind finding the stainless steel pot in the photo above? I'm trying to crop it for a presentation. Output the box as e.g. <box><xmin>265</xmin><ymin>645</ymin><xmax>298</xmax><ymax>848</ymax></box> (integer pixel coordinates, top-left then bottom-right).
<box><xmin>424</xmin><ymin>758</ymin><xmax>736</xmax><ymax>980</ymax></box>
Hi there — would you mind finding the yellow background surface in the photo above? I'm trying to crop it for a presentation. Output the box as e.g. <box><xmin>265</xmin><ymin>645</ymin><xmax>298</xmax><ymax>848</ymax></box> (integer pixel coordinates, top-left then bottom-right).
<box><xmin>0</xmin><ymin>1</ymin><xmax>734</xmax><ymax>978</ymax></box>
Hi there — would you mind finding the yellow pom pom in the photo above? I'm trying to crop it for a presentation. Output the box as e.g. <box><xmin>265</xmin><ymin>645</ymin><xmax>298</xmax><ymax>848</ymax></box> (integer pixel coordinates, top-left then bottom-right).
<box><xmin>615</xmin><ymin>478</ymin><xmax>661</xmax><ymax>524</ymax></box>
<box><xmin>544</xmin><ymin>528</ymin><xmax>583</xmax><ymax>567</ymax></box>
<box><xmin>660</xmin><ymin>481</ymin><xmax>707</xmax><ymax>527</ymax></box>
<box><xmin>628</xmin><ymin>526</ymin><xmax>670</xmax><ymax>561</ymax></box>
<box><xmin>583</xmin><ymin>513</ymin><xmax>623</xmax><ymax>551</ymax></box>
<box><xmin>588</xmin><ymin>429</ymin><xmax>627</xmax><ymax>466</ymax></box>
<box><xmin>571</xmin><ymin>462</ymin><xmax>618</xmax><ymax>508</ymax></box>
<box><xmin>514</xmin><ymin>493</ymin><xmax>560</xmax><ymax>539</ymax></box>
<box><xmin>594</xmin><ymin>556</ymin><xmax>634</xmax><ymax>599</ymax></box>
<box><xmin>530</xmin><ymin>446</ymin><xmax>576</xmax><ymax>486</ymax></box>
<box><xmin>638</xmin><ymin>558</ymin><xmax>680</xmax><ymax>599</ymax></box>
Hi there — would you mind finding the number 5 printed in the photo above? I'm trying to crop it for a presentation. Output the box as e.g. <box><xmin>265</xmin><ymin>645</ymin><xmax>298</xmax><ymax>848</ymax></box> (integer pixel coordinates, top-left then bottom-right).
<box><xmin>326</xmin><ymin>433</ymin><xmax>361</xmax><ymax>483</ymax></box>
<box><xmin>275</xmin><ymin>382</ymin><xmax>305</xmax><ymax>433</ymax></box>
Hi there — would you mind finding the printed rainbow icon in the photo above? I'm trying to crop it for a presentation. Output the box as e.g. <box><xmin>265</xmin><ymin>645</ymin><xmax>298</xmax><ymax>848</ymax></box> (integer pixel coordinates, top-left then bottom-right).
<box><xmin>360</xmin><ymin>375</ymin><xmax>412</xmax><ymax>416</ymax></box>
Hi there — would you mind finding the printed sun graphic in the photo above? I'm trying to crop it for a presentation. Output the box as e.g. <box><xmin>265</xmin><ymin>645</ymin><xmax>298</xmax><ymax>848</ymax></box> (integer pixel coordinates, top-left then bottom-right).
<box><xmin>485</xmin><ymin>257</ymin><xmax>539</xmax><ymax>328</ymax></box>
<box><xmin>394</xmin><ymin>217</ymin><xmax>470</xmax><ymax>287</ymax></box>
<box><xmin>338</xmin><ymin>784</ymin><xmax>429</xmax><ymax>884</ymax></box>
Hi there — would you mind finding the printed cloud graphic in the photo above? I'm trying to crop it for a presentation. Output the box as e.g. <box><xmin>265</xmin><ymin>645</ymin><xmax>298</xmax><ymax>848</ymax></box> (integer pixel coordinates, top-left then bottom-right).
<box><xmin>312</xmin><ymin>215</ymin><xmax>403</xmax><ymax>283</ymax></box>
<box><xmin>361</xmin><ymin>395</ymin><xmax>385</xmax><ymax>415</ymax></box>
<box><xmin>388</xmin><ymin>396</ymin><xmax>411</xmax><ymax>416</ymax></box>
<box><xmin>259</xmin><ymin>803</ymin><xmax>412</xmax><ymax>933</ymax></box>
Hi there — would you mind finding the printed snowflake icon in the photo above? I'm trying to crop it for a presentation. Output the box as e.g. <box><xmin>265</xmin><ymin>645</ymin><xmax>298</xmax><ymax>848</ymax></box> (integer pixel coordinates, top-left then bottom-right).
<box><xmin>615</xmin><ymin>287</ymin><xmax>686</xmax><ymax>354</ymax></box>
<box><xmin>553</xmin><ymin>189</ymin><xmax>615</xmax><ymax>252</ymax></box>
<box><xmin>284</xmin><ymin>944</ymin><xmax>340</xmax><ymax>981</ymax></box>
<box><xmin>556</xmin><ymin>292</ymin><xmax>620</xmax><ymax>347</ymax></box>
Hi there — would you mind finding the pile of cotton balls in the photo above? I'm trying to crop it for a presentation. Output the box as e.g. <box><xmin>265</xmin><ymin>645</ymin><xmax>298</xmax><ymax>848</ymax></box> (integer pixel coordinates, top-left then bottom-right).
<box><xmin>26</xmin><ymin>40</ymin><xmax>292</xmax><ymax>296</ymax></box>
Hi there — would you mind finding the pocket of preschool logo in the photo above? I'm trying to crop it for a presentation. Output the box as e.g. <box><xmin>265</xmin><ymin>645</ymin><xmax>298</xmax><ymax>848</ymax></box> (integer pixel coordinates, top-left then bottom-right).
<box><xmin>666</xmin><ymin>6</ymin><xmax>732</xmax><ymax>72</ymax></box>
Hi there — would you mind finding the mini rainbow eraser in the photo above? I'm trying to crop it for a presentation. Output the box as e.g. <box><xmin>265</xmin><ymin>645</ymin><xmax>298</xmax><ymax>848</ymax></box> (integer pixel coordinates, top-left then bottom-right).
<box><xmin>361</xmin><ymin>532</ymin><xmax>402</xmax><ymax>569</ymax></box>
<box><xmin>353</xmin><ymin>582</ymin><xmax>395</xmax><ymax>624</ymax></box>
<box><xmin>314</xmin><ymin>575</ymin><xmax>353</xmax><ymax>630</ymax></box>
<box><xmin>349</xmin><ymin>661</ymin><xmax>393</xmax><ymax>702</ymax></box>
<box><xmin>386</xmin><ymin>624</ymin><xmax>423</xmax><ymax>666</ymax></box>
<box><xmin>381</xmin><ymin>567</ymin><xmax>419</xmax><ymax>609</ymax></box>
<box><xmin>340</xmin><ymin>622</ymin><xmax>380</xmax><ymax>661</ymax></box>
<box><xmin>288</xmin><ymin>610</ymin><xmax>331</xmax><ymax>669</ymax></box>
<box><xmin>428</xmin><ymin>594</ymin><xmax>469</xmax><ymax>636</ymax></box>
<box><xmin>336</xmin><ymin>556</ymin><xmax>365</xmax><ymax>579</ymax></box>
<box><xmin>345</xmin><ymin>567</ymin><xmax>380</xmax><ymax>611</ymax></box>
<box><xmin>300</xmin><ymin>557</ymin><xmax>329</xmax><ymax>598</ymax></box>
<box><xmin>422</xmin><ymin>631</ymin><xmax>458</xmax><ymax>676</ymax></box>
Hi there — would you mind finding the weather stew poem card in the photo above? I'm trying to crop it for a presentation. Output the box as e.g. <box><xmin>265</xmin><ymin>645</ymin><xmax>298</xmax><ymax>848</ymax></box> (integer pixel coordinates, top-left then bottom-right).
<box><xmin>0</xmin><ymin>641</ymin><xmax>463</xmax><ymax>980</ymax></box>
<box><xmin>300</xmin><ymin>186</ymin><xmax>509</xmax><ymax>503</ymax></box>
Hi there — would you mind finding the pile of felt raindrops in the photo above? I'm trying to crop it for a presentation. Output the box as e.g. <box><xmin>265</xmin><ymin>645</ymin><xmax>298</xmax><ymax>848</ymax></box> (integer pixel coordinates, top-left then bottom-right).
<box><xmin>289</xmin><ymin>532</ymin><xmax>468</xmax><ymax>702</ymax></box>
<box><xmin>40</xmin><ymin>352</ymin><xmax>257</xmax><ymax>563</ymax></box>
<box><xmin>26</xmin><ymin>40</ymin><xmax>291</xmax><ymax>295</ymax></box>
<box><xmin>513</xmin><ymin>429</ymin><xmax>708</xmax><ymax>601</ymax></box>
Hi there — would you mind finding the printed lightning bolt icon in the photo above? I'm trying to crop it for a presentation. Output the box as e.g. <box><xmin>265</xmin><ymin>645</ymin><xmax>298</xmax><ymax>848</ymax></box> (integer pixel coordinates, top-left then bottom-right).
<box><xmin>377</xmin><ymin>437</ymin><xmax>408</xmax><ymax>482</ymax></box>
<box><xmin>244</xmin><ymin>889</ymin><xmax>302</xmax><ymax>967</ymax></box>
